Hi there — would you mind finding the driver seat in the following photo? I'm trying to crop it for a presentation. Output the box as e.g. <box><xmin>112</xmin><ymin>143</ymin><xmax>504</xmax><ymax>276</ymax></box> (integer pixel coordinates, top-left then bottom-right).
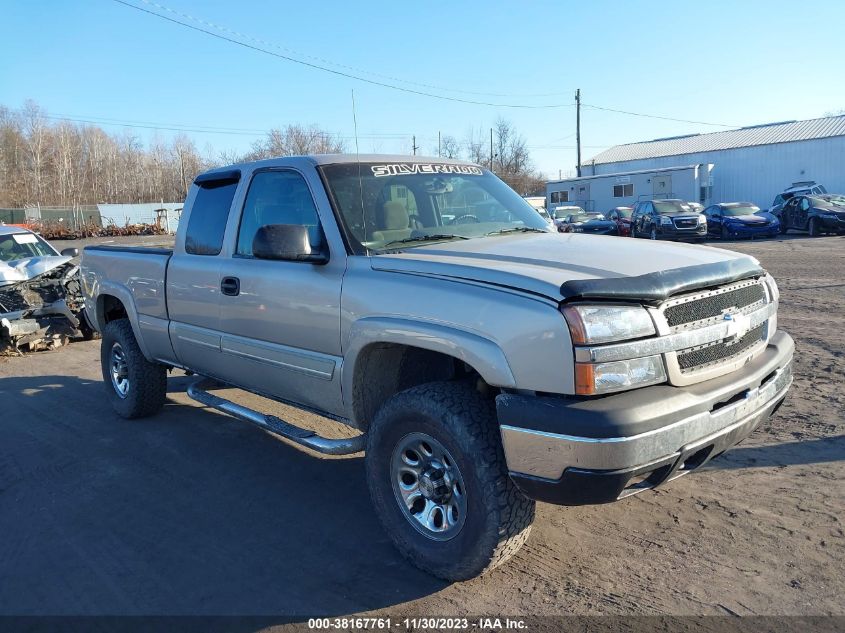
<box><xmin>371</xmin><ymin>201</ymin><xmax>413</xmax><ymax>243</ymax></box>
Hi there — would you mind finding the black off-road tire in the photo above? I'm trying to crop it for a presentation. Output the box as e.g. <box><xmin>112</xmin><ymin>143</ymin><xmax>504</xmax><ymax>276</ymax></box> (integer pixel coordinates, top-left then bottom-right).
<box><xmin>808</xmin><ymin>217</ymin><xmax>820</xmax><ymax>237</ymax></box>
<box><xmin>779</xmin><ymin>216</ymin><xmax>788</xmax><ymax>234</ymax></box>
<box><xmin>101</xmin><ymin>319</ymin><xmax>167</xmax><ymax>419</ymax></box>
<box><xmin>365</xmin><ymin>381</ymin><xmax>535</xmax><ymax>581</ymax></box>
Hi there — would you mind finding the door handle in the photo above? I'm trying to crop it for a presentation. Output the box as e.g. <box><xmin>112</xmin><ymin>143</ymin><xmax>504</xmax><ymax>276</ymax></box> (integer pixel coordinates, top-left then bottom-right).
<box><xmin>220</xmin><ymin>276</ymin><xmax>240</xmax><ymax>297</ymax></box>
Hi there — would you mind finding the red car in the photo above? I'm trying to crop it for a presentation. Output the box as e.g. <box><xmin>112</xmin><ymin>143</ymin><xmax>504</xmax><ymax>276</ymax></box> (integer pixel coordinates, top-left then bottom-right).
<box><xmin>605</xmin><ymin>206</ymin><xmax>634</xmax><ymax>236</ymax></box>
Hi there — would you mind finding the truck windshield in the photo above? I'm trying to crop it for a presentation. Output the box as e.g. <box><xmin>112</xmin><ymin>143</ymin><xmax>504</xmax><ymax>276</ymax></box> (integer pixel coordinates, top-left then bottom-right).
<box><xmin>320</xmin><ymin>162</ymin><xmax>550</xmax><ymax>251</ymax></box>
<box><xmin>0</xmin><ymin>232</ymin><xmax>59</xmax><ymax>262</ymax></box>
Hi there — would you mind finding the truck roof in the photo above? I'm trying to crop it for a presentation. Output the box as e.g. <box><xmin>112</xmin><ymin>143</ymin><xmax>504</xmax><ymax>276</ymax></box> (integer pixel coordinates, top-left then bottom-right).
<box><xmin>196</xmin><ymin>154</ymin><xmax>480</xmax><ymax>181</ymax></box>
<box><xmin>0</xmin><ymin>225</ymin><xmax>33</xmax><ymax>236</ymax></box>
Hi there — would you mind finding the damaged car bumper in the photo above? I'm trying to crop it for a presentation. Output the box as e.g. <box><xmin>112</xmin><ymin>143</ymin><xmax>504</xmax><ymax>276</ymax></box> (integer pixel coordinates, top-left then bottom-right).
<box><xmin>0</xmin><ymin>262</ymin><xmax>90</xmax><ymax>351</ymax></box>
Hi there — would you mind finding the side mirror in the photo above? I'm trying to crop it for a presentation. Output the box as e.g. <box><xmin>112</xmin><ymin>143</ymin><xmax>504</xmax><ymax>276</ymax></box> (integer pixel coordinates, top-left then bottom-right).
<box><xmin>61</xmin><ymin>247</ymin><xmax>79</xmax><ymax>257</ymax></box>
<box><xmin>252</xmin><ymin>224</ymin><xmax>327</xmax><ymax>264</ymax></box>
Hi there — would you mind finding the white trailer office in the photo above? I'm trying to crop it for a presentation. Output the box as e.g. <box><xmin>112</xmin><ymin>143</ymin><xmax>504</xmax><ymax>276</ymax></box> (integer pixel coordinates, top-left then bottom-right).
<box><xmin>546</xmin><ymin>164</ymin><xmax>713</xmax><ymax>213</ymax></box>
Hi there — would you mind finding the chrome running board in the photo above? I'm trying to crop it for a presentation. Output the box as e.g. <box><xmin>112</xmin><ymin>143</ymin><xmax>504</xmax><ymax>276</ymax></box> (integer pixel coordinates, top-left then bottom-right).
<box><xmin>186</xmin><ymin>380</ymin><xmax>365</xmax><ymax>456</ymax></box>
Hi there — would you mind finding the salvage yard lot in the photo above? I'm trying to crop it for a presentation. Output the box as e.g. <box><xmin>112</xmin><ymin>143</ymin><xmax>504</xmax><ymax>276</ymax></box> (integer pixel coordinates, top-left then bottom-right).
<box><xmin>1</xmin><ymin>234</ymin><xmax>843</xmax><ymax>617</ymax></box>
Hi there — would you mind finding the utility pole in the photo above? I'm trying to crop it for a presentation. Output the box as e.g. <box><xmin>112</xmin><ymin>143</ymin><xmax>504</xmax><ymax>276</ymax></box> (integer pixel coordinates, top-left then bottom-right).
<box><xmin>489</xmin><ymin>127</ymin><xmax>494</xmax><ymax>172</ymax></box>
<box><xmin>438</xmin><ymin>131</ymin><xmax>441</xmax><ymax>157</ymax></box>
<box><xmin>575</xmin><ymin>88</ymin><xmax>582</xmax><ymax>177</ymax></box>
<box><xmin>412</xmin><ymin>135</ymin><xmax>419</xmax><ymax>155</ymax></box>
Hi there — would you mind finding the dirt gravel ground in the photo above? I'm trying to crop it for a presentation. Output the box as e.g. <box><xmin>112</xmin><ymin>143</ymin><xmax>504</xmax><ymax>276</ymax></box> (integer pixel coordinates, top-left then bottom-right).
<box><xmin>1</xmin><ymin>234</ymin><xmax>843</xmax><ymax>619</ymax></box>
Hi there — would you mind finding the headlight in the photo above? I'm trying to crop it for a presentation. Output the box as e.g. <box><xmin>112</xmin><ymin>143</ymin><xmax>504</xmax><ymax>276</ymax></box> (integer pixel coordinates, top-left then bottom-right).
<box><xmin>698</xmin><ymin>214</ymin><xmax>707</xmax><ymax>224</ymax></box>
<box><xmin>575</xmin><ymin>355</ymin><xmax>667</xmax><ymax>395</ymax></box>
<box><xmin>562</xmin><ymin>305</ymin><xmax>655</xmax><ymax>344</ymax></box>
<box><xmin>660</xmin><ymin>216</ymin><xmax>673</xmax><ymax>225</ymax></box>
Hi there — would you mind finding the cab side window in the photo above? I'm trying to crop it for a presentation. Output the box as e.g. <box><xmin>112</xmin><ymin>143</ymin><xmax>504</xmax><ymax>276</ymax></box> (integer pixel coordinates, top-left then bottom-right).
<box><xmin>236</xmin><ymin>170</ymin><xmax>324</xmax><ymax>257</ymax></box>
<box><xmin>800</xmin><ymin>198</ymin><xmax>810</xmax><ymax>211</ymax></box>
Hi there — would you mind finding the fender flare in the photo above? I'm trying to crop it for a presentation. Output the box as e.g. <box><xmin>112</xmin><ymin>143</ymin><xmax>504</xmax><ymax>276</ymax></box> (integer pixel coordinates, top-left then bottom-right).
<box><xmin>94</xmin><ymin>282</ymin><xmax>153</xmax><ymax>360</ymax></box>
<box><xmin>341</xmin><ymin>316</ymin><xmax>517</xmax><ymax>411</ymax></box>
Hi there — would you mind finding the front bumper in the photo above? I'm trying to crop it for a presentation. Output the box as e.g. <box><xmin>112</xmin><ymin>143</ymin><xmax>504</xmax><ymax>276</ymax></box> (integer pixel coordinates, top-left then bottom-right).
<box><xmin>497</xmin><ymin>331</ymin><xmax>794</xmax><ymax>505</ymax></box>
<box><xmin>659</xmin><ymin>224</ymin><xmax>707</xmax><ymax>240</ymax></box>
<box><xmin>723</xmin><ymin>223</ymin><xmax>779</xmax><ymax>238</ymax></box>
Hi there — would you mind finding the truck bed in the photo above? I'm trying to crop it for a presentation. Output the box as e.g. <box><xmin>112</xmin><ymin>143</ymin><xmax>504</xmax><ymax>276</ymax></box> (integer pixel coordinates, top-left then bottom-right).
<box><xmin>82</xmin><ymin>244</ymin><xmax>172</xmax><ymax>323</ymax></box>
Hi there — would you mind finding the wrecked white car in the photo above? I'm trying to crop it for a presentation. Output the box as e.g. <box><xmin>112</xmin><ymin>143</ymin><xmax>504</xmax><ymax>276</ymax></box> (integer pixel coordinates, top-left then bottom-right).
<box><xmin>0</xmin><ymin>226</ymin><xmax>94</xmax><ymax>351</ymax></box>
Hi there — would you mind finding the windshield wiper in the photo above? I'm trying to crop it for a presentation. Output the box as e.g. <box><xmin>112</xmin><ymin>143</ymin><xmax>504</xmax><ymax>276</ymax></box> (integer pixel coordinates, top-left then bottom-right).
<box><xmin>486</xmin><ymin>227</ymin><xmax>550</xmax><ymax>236</ymax></box>
<box><xmin>380</xmin><ymin>234</ymin><xmax>470</xmax><ymax>249</ymax></box>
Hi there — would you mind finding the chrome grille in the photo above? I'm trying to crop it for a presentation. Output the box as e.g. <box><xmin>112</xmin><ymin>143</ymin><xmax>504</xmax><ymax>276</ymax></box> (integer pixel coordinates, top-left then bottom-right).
<box><xmin>673</xmin><ymin>217</ymin><xmax>698</xmax><ymax>229</ymax></box>
<box><xmin>664</xmin><ymin>282</ymin><xmax>766</xmax><ymax>328</ymax></box>
<box><xmin>677</xmin><ymin>323</ymin><xmax>767</xmax><ymax>373</ymax></box>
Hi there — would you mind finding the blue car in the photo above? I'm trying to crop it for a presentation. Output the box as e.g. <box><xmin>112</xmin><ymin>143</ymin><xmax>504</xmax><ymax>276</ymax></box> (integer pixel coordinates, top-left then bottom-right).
<box><xmin>704</xmin><ymin>202</ymin><xmax>780</xmax><ymax>239</ymax></box>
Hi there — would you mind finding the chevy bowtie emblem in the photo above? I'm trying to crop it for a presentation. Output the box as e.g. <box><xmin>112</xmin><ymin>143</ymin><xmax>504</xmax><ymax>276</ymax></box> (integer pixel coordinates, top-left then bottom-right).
<box><xmin>723</xmin><ymin>311</ymin><xmax>751</xmax><ymax>340</ymax></box>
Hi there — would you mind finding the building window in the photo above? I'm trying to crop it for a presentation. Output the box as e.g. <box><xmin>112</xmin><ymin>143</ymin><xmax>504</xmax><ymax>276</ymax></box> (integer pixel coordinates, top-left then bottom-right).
<box><xmin>613</xmin><ymin>184</ymin><xmax>634</xmax><ymax>198</ymax></box>
<box><xmin>699</xmin><ymin>186</ymin><xmax>712</xmax><ymax>203</ymax></box>
<box><xmin>550</xmin><ymin>191</ymin><xmax>568</xmax><ymax>204</ymax></box>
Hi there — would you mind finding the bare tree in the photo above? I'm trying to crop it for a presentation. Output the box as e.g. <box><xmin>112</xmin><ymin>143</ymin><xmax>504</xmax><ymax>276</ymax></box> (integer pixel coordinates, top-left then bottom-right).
<box><xmin>247</xmin><ymin>124</ymin><xmax>346</xmax><ymax>160</ymax></box>
<box><xmin>440</xmin><ymin>135</ymin><xmax>460</xmax><ymax>159</ymax></box>
<box><xmin>463</xmin><ymin>126</ymin><xmax>489</xmax><ymax>166</ymax></box>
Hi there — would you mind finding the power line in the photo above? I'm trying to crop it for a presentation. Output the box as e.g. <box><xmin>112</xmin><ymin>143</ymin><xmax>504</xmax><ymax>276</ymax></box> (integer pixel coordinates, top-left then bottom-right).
<box><xmin>111</xmin><ymin>0</ymin><xmax>747</xmax><ymax>125</ymax></box>
<box><xmin>583</xmin><ymin>104</ymin><xmax>738</xmax><ymax>128</ymax></box>
<box><xmin>111</xmin><ymin>0</ymin><xmax>578</xmax><ymax>110</ymax></box>
<box><xmin>12</xmin><ymin>109</ymin><xmax>414</xmax><ymax>140</ymax></box>
<box><xmin>135</xmin><ymin>0</ymin><xmax>576</xmax><ymax>100</ymax></box>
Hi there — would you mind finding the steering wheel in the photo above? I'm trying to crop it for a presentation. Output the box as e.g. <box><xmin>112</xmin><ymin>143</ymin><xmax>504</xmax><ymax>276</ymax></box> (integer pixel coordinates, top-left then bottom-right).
<box><xmin>408</xmin><ymin>214</ymin><xmax>425</xmax><ymax>230</ymax></box>
<box><xmin>451</xmin><ymin>214</ymin><xmax>480</xmax><ymax>225</ymax></box>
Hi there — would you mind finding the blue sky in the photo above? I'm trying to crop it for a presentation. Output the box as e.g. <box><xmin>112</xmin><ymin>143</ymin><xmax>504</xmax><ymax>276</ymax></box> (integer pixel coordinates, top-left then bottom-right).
<box><xmin>3</xmin><ymin>0</ymin><xmax>844</xmax><ymax>176</ymax></box>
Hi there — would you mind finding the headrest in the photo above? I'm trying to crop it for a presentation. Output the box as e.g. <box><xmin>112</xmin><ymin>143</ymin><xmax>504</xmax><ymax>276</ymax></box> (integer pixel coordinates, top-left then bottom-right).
<box><xmin>382</xmin><ymin>201</ymin><xmax>409</xmax><ymax>230</ymax></box>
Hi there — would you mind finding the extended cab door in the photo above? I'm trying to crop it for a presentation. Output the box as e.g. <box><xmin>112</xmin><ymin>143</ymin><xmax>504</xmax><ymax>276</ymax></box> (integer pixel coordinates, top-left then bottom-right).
<box><xmin>214</xmin><ymin>167</ymin><xmax>346</xmax><ymax>416</ymax></box>
<box><xmin>167</xmin><ymin>170</ymin><xmax>240</xmax><ymax>372</ymax></box>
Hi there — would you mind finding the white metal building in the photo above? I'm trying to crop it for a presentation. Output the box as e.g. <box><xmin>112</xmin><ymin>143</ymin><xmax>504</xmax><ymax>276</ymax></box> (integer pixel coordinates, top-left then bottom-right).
<box><xmin>552</xmin><ymin>115</ymin><xmax>845</xmax><ymax>211</ymax></box>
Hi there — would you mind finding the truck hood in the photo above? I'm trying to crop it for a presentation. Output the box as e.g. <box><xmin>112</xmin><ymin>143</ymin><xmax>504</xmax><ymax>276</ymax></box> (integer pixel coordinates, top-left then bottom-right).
<box><xmin>0</xmin><ymin>255</ymin><xmax>73</xmax><ymax>286</ymax></box>
<box><xmin>371</xmin><ymin>233</ymin><xmax>762</xmax><ymax>302</ymax></box>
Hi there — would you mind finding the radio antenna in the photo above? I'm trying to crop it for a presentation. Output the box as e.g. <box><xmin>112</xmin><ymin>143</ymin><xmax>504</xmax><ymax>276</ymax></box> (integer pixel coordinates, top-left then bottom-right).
<box><xmin>352</xmin><ymin>89</ymin><xmax>367</xmax><ymax>240</ymax></box>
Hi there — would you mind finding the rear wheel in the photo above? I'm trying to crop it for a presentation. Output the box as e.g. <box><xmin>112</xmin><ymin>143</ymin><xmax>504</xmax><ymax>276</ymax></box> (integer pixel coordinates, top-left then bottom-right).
<box><xmin>100</xmin><ymin>319</ymin><xmax>167</xmax><ymax>419</ymax></box>
<box><xmin>649</xmin><ymin>226</ymin><xmax>658</xmax><ymax>240</ymax></box>
<box><xmin>721</xmin><ymin>225</ymin><xmax>730</xmax><ymax>240</ymax></box>
<box><xmin>808</xmin><ymin>217</ymin><xmax>821</xmax><ymax>237</ymax></box>
<box><xmin>365</xmin><ymin>381</ymin><xmax>535</xmax><ymax>581</ymax></box>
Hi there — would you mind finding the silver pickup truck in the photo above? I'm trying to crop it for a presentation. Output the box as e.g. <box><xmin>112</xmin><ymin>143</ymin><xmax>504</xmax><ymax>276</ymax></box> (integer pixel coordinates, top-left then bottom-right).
<box><xmin>82</xmin><ymin>155</ymin><xmax>794</xmax><ymax>581</ymax></box>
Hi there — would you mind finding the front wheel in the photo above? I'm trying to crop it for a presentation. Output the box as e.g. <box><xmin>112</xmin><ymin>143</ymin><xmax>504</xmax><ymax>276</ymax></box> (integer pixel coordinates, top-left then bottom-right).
<box><xmin>650</xmin><ymin>226</ymin><xmax>658</xmax><ymax>240</ymax></box>
<box><xmin>365</xmin><ymin>382</ymin><xmax>535</xmax><ymax>581</ymax></box>
<box><xmin>100</xmin><ymin>319</ymin><xmax>167</xmax><ymax>419</ymax></box>
<box><xmin>808</xmin><ymin>217</ymin><xmax>821</xmax><ymax>237</ymax></box>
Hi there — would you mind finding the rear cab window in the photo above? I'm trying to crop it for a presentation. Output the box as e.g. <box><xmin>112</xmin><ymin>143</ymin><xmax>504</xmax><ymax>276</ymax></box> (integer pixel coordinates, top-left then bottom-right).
<box><xmin>185</xmin><ymin>173</ymin><xmax>240</xmax><ymax>255</ymax></box>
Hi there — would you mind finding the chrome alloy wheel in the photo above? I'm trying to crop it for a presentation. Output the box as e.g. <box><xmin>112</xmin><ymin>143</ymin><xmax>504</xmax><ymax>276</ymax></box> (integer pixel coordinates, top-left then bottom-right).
<box><xmin>390</xmin><ymin>432</ymin><xmax>467</xmax><ymax>541</ymax></box>
<box><xmin>109</xmin><ymin>342</ymin><xmax>130</xmax><ymax>399</ymax></box>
